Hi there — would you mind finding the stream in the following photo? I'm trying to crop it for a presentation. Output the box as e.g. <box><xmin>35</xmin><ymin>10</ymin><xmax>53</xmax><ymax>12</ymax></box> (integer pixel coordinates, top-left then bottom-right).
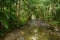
<box><xmin>0</xmin><ymin>20</ymin><xmax>60</xmax><ymax>40</ymax></box>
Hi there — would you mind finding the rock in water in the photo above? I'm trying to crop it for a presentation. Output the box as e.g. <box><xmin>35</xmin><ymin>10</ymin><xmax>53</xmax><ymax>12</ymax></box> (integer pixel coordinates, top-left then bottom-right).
<box><xmin>31</xmin><ymin>14</ymin><xmax>36</xmax><ymax>21</ymax></box>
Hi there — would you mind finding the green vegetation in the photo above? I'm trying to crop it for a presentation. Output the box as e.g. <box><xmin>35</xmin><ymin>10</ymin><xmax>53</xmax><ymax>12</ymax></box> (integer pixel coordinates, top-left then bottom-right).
<box><xmin>0</xmin><ymin>0</ymin><xmax>60</xmax><ymax>40</ymax></box>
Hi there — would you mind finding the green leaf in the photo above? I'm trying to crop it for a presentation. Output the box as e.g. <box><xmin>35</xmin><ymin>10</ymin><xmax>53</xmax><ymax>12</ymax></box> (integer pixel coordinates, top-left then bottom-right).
<box><xmin>0</xmin><ymin>19</ymin><xmax>9</xmax><ymax>29</ymax></box>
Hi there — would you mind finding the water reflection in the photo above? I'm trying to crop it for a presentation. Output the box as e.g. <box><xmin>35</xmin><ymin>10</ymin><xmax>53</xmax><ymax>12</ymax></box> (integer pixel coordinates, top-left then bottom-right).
<box><xmin>4</xmin><ymin>20</ymin><xmax>60</xmax><ymax>40</ymax></box>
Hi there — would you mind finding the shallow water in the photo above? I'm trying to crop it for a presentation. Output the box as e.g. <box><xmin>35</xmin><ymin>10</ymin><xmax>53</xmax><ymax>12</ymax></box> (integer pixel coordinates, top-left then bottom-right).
<box><xmin>0</xmin><ymin>20</ymin><xmax>60</xmax><ymax>40</ymax></box>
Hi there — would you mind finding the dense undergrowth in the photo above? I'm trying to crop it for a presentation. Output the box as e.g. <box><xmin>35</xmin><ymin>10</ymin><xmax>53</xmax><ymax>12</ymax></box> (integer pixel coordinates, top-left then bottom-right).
<box><xmin>0</xmin><ymin>0</ymin><xmax>60</xmax><ymax>38</ymax></box>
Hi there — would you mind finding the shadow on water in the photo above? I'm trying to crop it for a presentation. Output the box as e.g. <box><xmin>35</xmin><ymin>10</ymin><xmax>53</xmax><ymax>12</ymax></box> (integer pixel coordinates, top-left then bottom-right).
<box><xmin>0</xmin><ymin>20</ymin><xmax>60</xmax><ymax>40</ymax></box>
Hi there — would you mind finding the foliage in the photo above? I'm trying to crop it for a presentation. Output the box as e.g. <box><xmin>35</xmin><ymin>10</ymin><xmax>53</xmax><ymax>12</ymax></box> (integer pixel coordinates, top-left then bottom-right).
<box><xmin>0</xmin><ymin>0</ymin><xmax>60</xmax><ymax>37</ymax></box>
